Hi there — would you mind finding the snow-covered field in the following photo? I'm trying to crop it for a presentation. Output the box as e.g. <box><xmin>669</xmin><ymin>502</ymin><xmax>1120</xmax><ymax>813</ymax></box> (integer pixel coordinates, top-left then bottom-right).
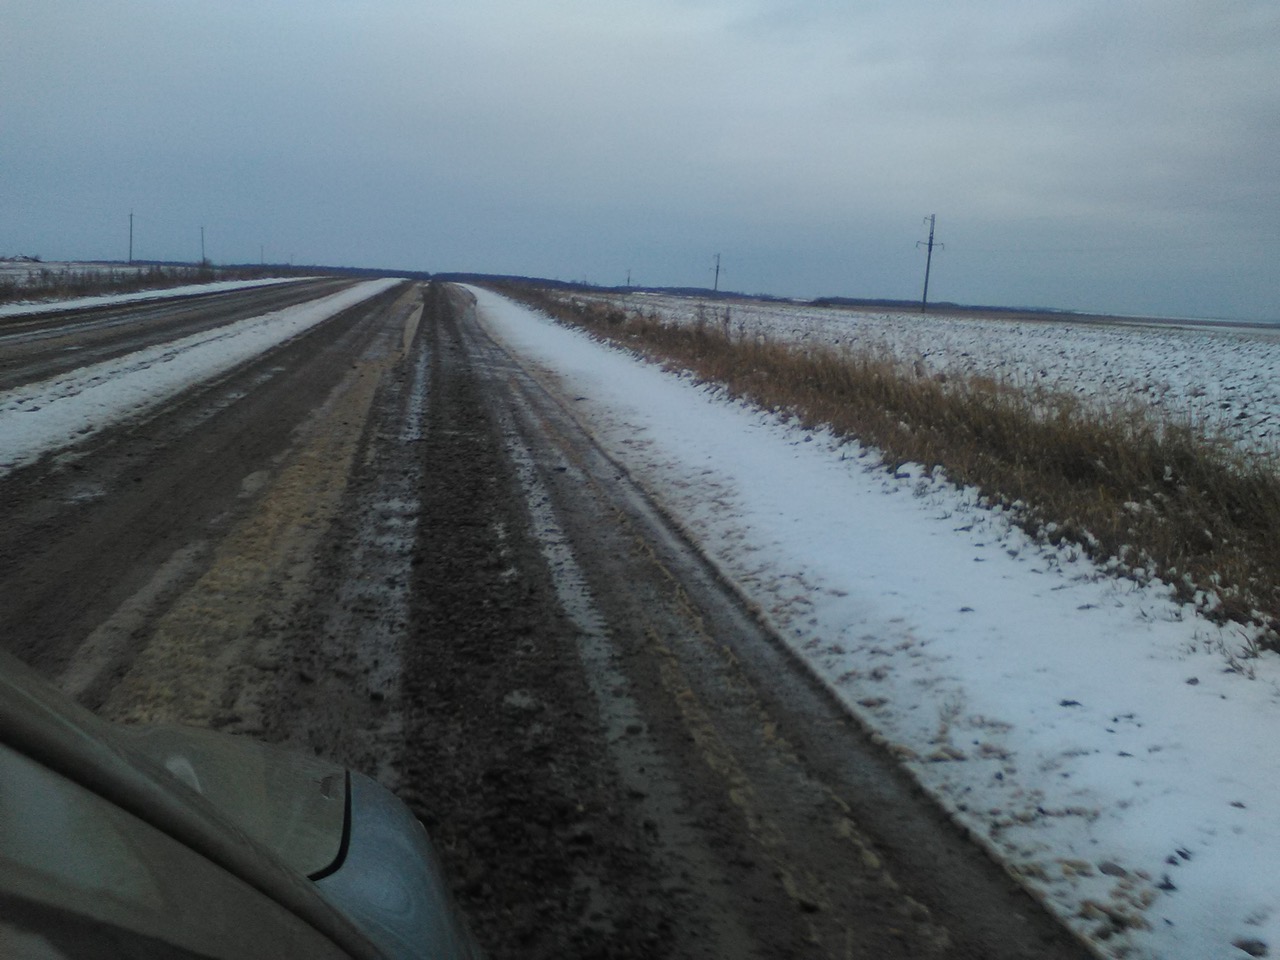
<box><xmin>473</xmin><ymin>286</ymin><xmax>1280</xmax><ymax>960</ymax></box>
<box><xmin>0</xmin><ymin>258</ymin><xmax>133</xmax><ymax>282</ymax></box>
<box><xmin>583</xmin><ymin>292</ymin><xmax>1280</xmax><ymax>457</ymax></box>
<box><xmin>0</xmin><ymin>279</ymin><xmax>400</xmax><ymax>476</ymax></box>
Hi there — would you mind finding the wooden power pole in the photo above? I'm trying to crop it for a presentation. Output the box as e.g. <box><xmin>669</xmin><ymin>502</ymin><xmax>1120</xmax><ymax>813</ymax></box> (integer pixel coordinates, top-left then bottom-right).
<box><xmin>917</xmin><ymin>214</ymin><xmax>943</xmax><ymax>313</ymax></box>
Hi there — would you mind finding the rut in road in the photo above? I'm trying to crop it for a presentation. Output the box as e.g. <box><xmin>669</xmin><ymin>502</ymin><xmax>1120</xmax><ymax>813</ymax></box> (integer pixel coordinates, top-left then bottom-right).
<box><xmin>0</xmin><ymin>281</ymin><xmax>411</xmax><ymax>687</ymax></box>
<box><xmin>283</xmin><ymin>282</ymin><xmax>1093</xmax><ymax>960</ymax></box>
<box><xmin>0</xmin><ymin>278</ymin><xmax>1094</xmax><ymax>959</ymax></box>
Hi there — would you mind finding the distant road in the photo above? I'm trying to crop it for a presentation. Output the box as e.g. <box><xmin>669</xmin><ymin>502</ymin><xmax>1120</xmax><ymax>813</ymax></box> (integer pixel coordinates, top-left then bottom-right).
<box><xmin>0</xmin><ymin>277</ymin><xmax>352</xmax><ymax>392</ymax></box>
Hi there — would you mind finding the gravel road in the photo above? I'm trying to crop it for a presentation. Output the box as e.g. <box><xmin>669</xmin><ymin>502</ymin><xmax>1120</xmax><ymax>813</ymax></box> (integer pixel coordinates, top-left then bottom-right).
<box><xmin>0</xmin><ymin>280</ymin><xmax>1094</xmax><ymax>959</ymax></box>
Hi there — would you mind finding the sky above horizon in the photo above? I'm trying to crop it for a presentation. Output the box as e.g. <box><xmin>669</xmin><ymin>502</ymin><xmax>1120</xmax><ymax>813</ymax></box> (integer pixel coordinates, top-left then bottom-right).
<box><xmin>3</xmin><ymin>0</ymin><xmax>1278</xmax><ymax>320</ymax></box>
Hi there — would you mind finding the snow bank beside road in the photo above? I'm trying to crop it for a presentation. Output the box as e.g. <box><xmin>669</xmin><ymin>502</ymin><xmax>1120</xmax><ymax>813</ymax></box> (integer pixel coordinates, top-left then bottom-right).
<box><xmin>471</xmin><ymin>285</ymin><xmax>1280</xmax><ymax>960</ymax></box>
<box><xmin>0</xmin><ymin>279</ymin><xmax>400</xmax><ymax>476</ymax></box>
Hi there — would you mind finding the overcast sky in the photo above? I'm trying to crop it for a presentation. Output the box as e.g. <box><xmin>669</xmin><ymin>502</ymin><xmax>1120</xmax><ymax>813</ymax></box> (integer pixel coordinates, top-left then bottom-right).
<box><xmin>4</xmin><ymin>1</ymin><xmax>1278</xmax><ymax>319</ymax></box>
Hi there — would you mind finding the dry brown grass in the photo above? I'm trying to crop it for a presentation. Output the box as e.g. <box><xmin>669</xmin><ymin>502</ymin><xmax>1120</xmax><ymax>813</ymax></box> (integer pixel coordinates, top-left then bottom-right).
<box><xmin>498</xmin><ymin>283</ymin><xmax>1280</xmax><ymax>644</ymax></box>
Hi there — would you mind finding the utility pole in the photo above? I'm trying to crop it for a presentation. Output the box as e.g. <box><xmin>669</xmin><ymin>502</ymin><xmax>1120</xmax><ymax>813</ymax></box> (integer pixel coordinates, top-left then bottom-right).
<box><xmin>200</xmin><ymin>226</ymin><xmax>206</xmax><ymax>264</ymax></box>
<box><xmin>713</xmin><ymin>253</ymin><xmax>721</xmax><ymax>292</ymax></box>
<box><xmin>917</xmin><ymin>214</ymin><xmax>943</xmax><ymax>313</ymax></box>
<box><xmin>626</xmin><ymin>268</ymin><xmax>631</xmax><ymax>287</ymax></box>
<box><xmin>128</xmin><ymin>211</ymin><xmax>134</xmax><ymax>264</ymax></box>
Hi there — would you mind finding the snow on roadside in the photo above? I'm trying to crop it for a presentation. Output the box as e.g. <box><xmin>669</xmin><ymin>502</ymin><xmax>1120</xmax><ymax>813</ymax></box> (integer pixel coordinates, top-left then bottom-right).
<box><xmin>0</xmin><ymin>276</ymin><xmax>311</xmax><ymax>319</ymax></box>
<box><xmin>0</xmin><ymin>279</ymin><xmax>401</xmax><ymax>476</ymax></box>
<box><xmin>470</xmin><ymin>285</ymin><xmax>1280</xmax><ymax>960</ymax></box>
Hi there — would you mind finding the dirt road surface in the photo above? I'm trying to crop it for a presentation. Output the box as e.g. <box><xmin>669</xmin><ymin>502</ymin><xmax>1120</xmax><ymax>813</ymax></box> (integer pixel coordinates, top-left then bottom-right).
<box><xmin>0</xmin><ymin>277</ymin><xmax>351</xmax><ymax>390</ymax></box>
<box><xmin>0</xmin><ymin>280</ymin><xmax>1094</xmax><ymax>959</ymax></box>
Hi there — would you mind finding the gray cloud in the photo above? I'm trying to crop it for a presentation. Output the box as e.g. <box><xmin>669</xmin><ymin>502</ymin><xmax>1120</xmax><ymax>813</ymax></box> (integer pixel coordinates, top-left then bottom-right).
<box><xmin>3</xmin><ymin>0</ymin><xmax>1277</xmax><ymax>318</ymax></box>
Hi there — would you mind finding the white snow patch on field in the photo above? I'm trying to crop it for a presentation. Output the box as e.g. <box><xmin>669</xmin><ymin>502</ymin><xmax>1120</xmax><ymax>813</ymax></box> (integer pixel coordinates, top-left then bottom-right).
<box><xmin>0</xmin><ymin>279</ymin><xmax>399</xmax><ymax>476</ymax></box>
<box><xmin>470</xmin><ymin>285</ymin><xmax>1280</xmax><ymax>960</ymax></box>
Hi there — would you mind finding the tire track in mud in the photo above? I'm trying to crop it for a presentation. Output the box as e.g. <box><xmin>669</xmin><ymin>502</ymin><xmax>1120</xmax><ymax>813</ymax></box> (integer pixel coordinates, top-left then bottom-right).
<box><xmin>369</xmin><ymin>284</ymin><xmax>1094</xmax><ymax>959</ymax></box>
<box><xmin>390</xmin><ymin>284</ymin><xmax>686</xmax><ymax>958</ymax></box>
<box><xmin>0</xmin><ymin>282</ymin><xmax>412</xmax><ymax>681</ymax></box>
<box><xmin>89</xmin><ymin>285</ymin><xmax>424</xmax><ymax>729</ymax></box>
<box><xmin>13</xmin><ymin>277</ymin><xmax>1097</xmax><ymax>960</ymax></box>
<box><xmin>264</xmin><ymin>296</ymin><xmax>431</xmax><ymax>785</ymax></box>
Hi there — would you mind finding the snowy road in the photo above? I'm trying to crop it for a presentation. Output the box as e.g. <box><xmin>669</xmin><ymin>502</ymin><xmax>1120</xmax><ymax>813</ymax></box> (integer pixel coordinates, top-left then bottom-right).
<box><xmin>0</xmin><ymin>279</ymin><xmax>396</xmax><ymax>474</ymax></box>
<box><xmin>9</xmin><ymin>275</ymin><xmax>1275</xmax><ymax>957</ymax></box>
<box><xmin>0</xmin><ymin>280</ymin><xmax>1092</xmax><ymax>960</ymax></box>
<box><xmin>0</xmin><ymin>277</ymin><xmax>338</xmax><ymax>390</ymax></box>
